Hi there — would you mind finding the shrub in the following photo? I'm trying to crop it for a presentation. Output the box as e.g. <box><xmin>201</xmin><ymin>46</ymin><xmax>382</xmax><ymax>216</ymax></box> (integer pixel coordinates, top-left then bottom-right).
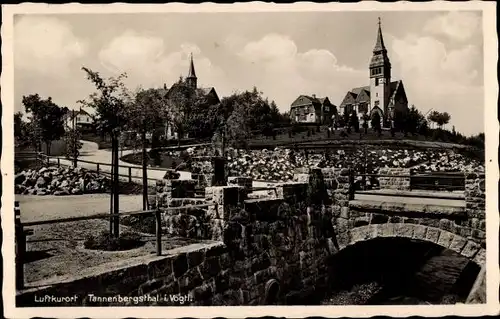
<box><xmin>120</xmin><ymin>215</ymin><xmax>157</xmax><ymax>234</ymax></box>
<box><xmin>83</xmin><ymin>230</ymin><xmax>144</xmax><ymax>251</ymax></box>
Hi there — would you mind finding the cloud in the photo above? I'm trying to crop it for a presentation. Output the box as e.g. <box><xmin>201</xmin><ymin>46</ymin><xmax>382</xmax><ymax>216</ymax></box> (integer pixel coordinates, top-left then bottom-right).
<box><xmin>14</xmin><ymin>16</ymin><xmax>87</xmax><ymax>75</ymax></box>
<box><xmin>234</xmin><ymin>34</ymin><xmax>365</xmax><ymax>112</ymax></box>
<box><xmin>424</xmin><ymin>11</ymin><xmax>481</xmax><ymax>42</ymax></box>
<box><xmin>98</xmin><ymin>31</ymin><xmax>225</xmax><ymax>90</ymax></box>
<box><xmin>390</xmin><ymin>33</ymin><xmax>483</xmax><ymax>135</ymax></box>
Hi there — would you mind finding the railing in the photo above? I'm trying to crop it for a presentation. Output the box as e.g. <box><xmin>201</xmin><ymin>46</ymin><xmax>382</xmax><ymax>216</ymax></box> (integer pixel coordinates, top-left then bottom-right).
<box><xmin>36</xmin><ymin>152</ymin><xmax>175</xmax><ymax>183</ymax></box>
<box><xmin>14</xmin><ymin>200</ymin><xmax>215</xmax><ymax>290</ymax></box>
<box><xmin>353</xmin><ymin>171</ymin><xmax>466</xmax><ymax>197</ymax></box>
<box><xmin>410</xmin><ymin>172</ymin><xmax>465</xmax><ymax>191</ymax></box>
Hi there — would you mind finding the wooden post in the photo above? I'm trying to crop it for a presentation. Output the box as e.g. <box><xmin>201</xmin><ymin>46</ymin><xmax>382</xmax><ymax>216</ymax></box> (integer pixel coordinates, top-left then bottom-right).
<box><xmin>96</xmin><ymin>163</ymin><xmax>100</xmax><ymax>175</ymax></box>
<box><xmin>15</xmin><ymin>201</ymin><xmax>24</xmax><ymax>290</ymax></box>
<box><xmin>155</xmin><ymin>209</ymin><xmax>162</xmax><ymax>256</ymax></box>
<box><xmin>109</xmin><ymin>143</ymin><xmax>115</xmax><ymax>236</ymax></box>
<box><xmin>57</xmin><ymin>157</ymin><xmax>60</xmax><ymax>167</ymax></box>
<box><xmin>362</xmin><ymin>146</ymin><xmax>367</xmax><ymax>190</ymax></box>
<box><xmin>142</xmin><ymin>130</ymin><xmax>148</xmax><ymax>211</ymax></box>
<box><xmin>212</xmin><ymin>157</ymin><xmax>226</xmax><ymax>186</ymax></box>
<box><xmin>128</xmin><ymin>167</ymin><xmax>132</xmax><ymax>183</ymax></box>
<box><xmin>113</xmin><ymin>136</ymin><xmax>120</xmax><ymax>238</ymax></box>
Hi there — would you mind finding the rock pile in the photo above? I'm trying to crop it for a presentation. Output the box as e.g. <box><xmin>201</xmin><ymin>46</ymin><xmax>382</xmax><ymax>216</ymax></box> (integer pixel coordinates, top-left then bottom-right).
<box><xmin>185</xmin><ymin>147</ymin><xmax>484</xmax><ymax>182</ymax></box>
<box><xmin>411</xmin><ymin>151</ymin><xmax>484</xmax><ymax>173</ymax></box>
<box><xmin>160</xmin><ymin>146</ymin><xmax>483</xmax><ymax>183</ymax></box>
<box><xmin>15</xmin><ymin>166</ymin><xmax>110</xmax><ymax>196</ymax></box>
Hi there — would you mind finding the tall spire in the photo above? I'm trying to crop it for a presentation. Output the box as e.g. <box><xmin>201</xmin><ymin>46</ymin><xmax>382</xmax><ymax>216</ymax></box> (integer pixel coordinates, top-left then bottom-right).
<box><xmin>373</xmin><ymin>17</ymin><xmax>387</xmax><ymax>53</ymax></box>
<box><xmin>186</xmin><ymin>53</ymin><xmax>197</xmax><ymax>89</ymax></box>
<box><xmin>187</xmin><ymin>53</ymin><xmax>197</xmax><ymax>78</ymax></box>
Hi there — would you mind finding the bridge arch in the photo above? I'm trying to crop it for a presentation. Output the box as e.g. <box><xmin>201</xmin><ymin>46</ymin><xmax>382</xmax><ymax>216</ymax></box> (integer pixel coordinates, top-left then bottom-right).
<box><xmin>334</xmin><ymin>223</ymin><xmax>485</xmax><ymax>266</ymax></box>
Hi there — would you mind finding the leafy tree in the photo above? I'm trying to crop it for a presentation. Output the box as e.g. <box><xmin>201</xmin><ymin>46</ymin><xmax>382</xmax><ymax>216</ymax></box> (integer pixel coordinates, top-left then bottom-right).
<box><xmin>418</xmin><ymin>118</ymin><xmax>429</xmax><ymax>136</ymax></box>
<box><xmin>226</xmin><ymin>101</ymin><xmax>251</xmax><ymax>146</ymax></box>
<box><xmin>124</xmin><ymin>87</ymin><xmax>167</xmax><ymax>209</ymax></box>
<box><xmin>404</xmin><ymin>105</ymin><xmax>424</xmax><ymax>135</ymax></box>
<box><xmin>343</xmin><ymin>108</ymin><xmax>350</xmax><ymax>129</ymax></box>
<box><xmin>427</xmin><ymin>111</ymin><xmax>440</xmax><ymax>129</ymax></box>
<box><xmin>164</xmin><ymin>84</ymin><xmax>193</xmax><ymax>145</ymax></box>
<box><xmin>78</xmin><ymin>67</ymin><xmax>129</xmax><ymax>237</ymax></box>
<box><xmin>78</xmin><ymin>67</ymin><xmax>129</xmax><ymax>137</ymax></box>
<box><xmin>361</xmin><ymin>112</ymin><xmax>369</xmax><ymax>134</ymax></box>
<box><xmin>22</xmin><ymin>94</ymin><xmax>65</xmax><ymax>155</ymax></box>
<box><xmin>217</xmin><ymin>87</ymin><xmax>282</xmax><ymax>142</ymax></box>
<box><xmin>64</xmin><ymin>128</ymin><xmax>83</xmax><ymax>160</ymax></box>
<box><xmin>14</xmin><ymin>112</ymin><xmax>23</xmax><ymax>138</ymax></box>
<box><xmin>436</xmin><ymin>112</ymin><xmax>451</xmax><ymax>129</ymax></box>
<box><xmin>349</xmin><ymin>111</ymin><xmax>359</xmax><ymax>133</ymax></box>
<box><xmin>393</xmin><ymin>109</ymin><xmax>406</xmax><ymax>133</ymax></box>
<box><xmin>371</xmin><ymin>112</ymin><xmax>382</xmax><ymax>136</ymax></box>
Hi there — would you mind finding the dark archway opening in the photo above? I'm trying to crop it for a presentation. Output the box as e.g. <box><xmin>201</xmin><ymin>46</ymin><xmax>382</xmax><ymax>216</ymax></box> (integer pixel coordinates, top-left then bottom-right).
<box><xmin>321</xmin><ymin>237</ymin><xmax>480</xmax><ymax>305</ymax></box>
<box><xmin>264</xmin><ymin>279</ymin><xmax>281</xmax><ymax>305</ymax></box>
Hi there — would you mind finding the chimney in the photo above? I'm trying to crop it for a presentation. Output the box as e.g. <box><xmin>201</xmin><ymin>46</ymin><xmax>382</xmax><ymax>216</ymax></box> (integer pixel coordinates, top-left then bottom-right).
<box><xmin>163</xmin><ymin>83</ymin><xmax>167</xmax><ymax>90</ymax></box>
<box><xmin>312</xmin><ymin>94</ymin><xmax>316</xmax><ymax>99</ymax></box>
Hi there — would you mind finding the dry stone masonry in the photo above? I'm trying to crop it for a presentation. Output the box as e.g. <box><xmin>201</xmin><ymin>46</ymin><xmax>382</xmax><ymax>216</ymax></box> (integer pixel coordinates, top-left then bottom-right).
<box><xmin>378</xmin><ymin>167</ymin><xmax>411</xmax><ymax>191</ymax></box>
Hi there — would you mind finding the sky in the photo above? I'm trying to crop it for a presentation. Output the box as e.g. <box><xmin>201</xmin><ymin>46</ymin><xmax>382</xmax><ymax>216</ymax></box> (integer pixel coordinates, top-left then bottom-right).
<box><xmin>13</xmin><ymin>10</ymin><xmax>484</xmax><ymax>136</ymax></box>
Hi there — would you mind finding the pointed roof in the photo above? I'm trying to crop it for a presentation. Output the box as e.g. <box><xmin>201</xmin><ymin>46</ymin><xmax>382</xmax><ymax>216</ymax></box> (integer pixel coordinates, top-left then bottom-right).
<box><xmin>370</xmin><ymin>18</ymin><xmax>391</xmax><ymax>69</ymax></box>
<box><xmin>187</xmin><ymin>53</ymin><xmax>197</xmax><ymax>79</ymax></box>
<box><xmin>373</xmin><ymin>17</ymin><xmax>387</xmax><ymax>53</ymax></box>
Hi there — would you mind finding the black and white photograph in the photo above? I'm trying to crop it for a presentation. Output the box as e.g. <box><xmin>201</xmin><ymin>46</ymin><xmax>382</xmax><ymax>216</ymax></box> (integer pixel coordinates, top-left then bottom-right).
<box><xmin>2</xmin><ymin>2</ymin><xmax>498</xmax><ymax>318</ymax></box>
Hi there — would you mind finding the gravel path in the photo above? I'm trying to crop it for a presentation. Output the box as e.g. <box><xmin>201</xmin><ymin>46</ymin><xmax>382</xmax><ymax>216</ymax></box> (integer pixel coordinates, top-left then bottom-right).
<box><xmin>49</xmin><ymin>140</ymin><xmax>191</xmax><ymax>184</ymax></box>
<box><xmin>16</xmin><ymin>194</ymin><xmax>143</xmax><ymax>223</ymax></box>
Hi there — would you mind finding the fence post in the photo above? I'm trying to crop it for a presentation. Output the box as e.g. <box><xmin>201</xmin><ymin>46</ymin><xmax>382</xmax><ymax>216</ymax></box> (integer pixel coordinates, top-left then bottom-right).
<box><xmin>96</xmin><ymin>163</ymin><xmax>100</xmax><ymax>175</ymax></box>
<box><xmin>15</xmin><ymin>201</ymin><xmax>25</xmax><ymax>290</ymax></box>
<box><xmin>128</xmin><ymin>167</ymin><xmax>132</xmax><ymax>183</ymax></box>
<box><xmin>46</xmin><ymin>154</ymin><xmax>49</xmax><ymax>166</ymax></box>
<box><xmin>57</xmin><ymin>157</ymin><xmax>60</xmax><ymax>167</ymax></box>
<box><xmin>155</xmin><ymin>209</ymin><xmax>162</xmax><ymax>256</ymax></box>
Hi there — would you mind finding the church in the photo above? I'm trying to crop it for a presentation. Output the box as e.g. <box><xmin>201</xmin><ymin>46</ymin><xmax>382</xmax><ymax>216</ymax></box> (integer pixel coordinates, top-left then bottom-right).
<box><xmin>338</xmin><ymin>18</ymin><xmax>409</xmax><ymax>129</ymax></box>
<box><xmin>162</xmin><ymin>54</ymin><xmax>220</xmax><ymax>138</ymax></box>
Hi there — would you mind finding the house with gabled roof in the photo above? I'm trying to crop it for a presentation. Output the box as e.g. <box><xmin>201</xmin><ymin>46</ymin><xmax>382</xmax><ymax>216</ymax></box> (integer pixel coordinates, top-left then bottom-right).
<box><xmin>339</xmin><ymin>18</ymin><xmax>409</xmax><ymax>128</ymax></box>
<box><xmin>289</xmin><ymin>94</ymin><xmax>337</xmax><ymax>125</ymax></box>
<box><xmin>62</xmin><ymin>108</ymin><xmax>94</xmax><ymax>131</ymax></box>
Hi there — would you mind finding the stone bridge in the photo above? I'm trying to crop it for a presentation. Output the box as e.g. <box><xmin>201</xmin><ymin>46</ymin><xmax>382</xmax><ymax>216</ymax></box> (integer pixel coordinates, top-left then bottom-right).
<box><xmin>17</xmin><ymin>168</ymin><xmax>486</xmax><ymax>306</ymax></box>
<box><xmin>154</xmin><ymin>167</ymin><xmax>485</xmax><ymax>304</ymax></box>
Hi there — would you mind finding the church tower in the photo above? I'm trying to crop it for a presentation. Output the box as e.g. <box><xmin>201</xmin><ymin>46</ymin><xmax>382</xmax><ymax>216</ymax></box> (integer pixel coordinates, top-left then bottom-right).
<box><xmin>369</xmin><ymin>18</ymin><xmax>391</xmax><ymax>124</ymax></box>
<box><xmin>186</xmin><ymin>53</ymin><xmax>197</xmax><ymax>90</ymax></box>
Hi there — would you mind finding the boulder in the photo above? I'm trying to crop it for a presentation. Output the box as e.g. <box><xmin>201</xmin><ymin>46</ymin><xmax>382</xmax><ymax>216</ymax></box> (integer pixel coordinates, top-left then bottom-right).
<box><xmin>60</xmin><ymin>180</ymin><xmax>70</xmax><ymax>188</ymax></box>
<box><xmin>15</xmin><ymin>173</ymin><xmax>26</xmax><ymax>185</ymax></box>
<box><xmin>87</xmin><ymin>181</ymin><xmax>101</xmax><ymax>192</ymax></box>
<box><xmin>54</xmin><ymin>189</ymin><xmax>70</xmax><ymax>196</ymax></box>
<box><xmin>36</xmin><ymin>176</ymin><xmax>47</xmax><ymax>187</ymax></box>
<box><xmin>71</xmin><ymin>187</ymin><xmax>82</xmax><ymax>195</ymax></box>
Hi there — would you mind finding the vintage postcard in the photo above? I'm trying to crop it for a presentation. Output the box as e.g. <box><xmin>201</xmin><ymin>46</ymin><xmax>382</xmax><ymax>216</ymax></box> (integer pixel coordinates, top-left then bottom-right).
<box><xmin>2</xmin><ymin>1</ymin><xmax>498</xmax><ymax>318</ymax></box>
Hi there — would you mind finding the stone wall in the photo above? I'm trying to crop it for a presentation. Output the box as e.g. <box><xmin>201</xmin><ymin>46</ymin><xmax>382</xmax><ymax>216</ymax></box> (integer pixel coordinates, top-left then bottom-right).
<box><xmin>16</xmin><ymin>242</ymin><xmax>230</xmax><ymax>307</ymax></box>
<box><xmin>378</xmin><ymin>167</ymin><xmax>411</xmax><ymax>191</ymax></box>
<box><xmin>464</xmin><ymin>172</ymin><xmax>486</xmax><ymax>238</ymax></box>
<box><xmin>18</xmin><ymin>170</ymin><xmax>338</xmax><ymax>307</ymax></box>
<box><xmin>17</xmin><ymin>168</ymin><xmax>487</xmax><ymax>306</ymax></box>
<box><xmin>227</xmin><ymin>176</ymin><xmax>253</xmax><ymax>192</ymax></box>
<box><xmin>155</xmin><ymin>179</ymin><xmax>214</xmax><ymax>239</ymax></box>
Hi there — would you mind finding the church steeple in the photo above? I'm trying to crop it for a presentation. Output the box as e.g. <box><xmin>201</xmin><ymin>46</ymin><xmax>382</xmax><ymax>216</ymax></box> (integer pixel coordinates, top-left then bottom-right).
<box><xmin>369</xmin><ymin>17</ymin><xmax>392</xmax><ymax>124</ymax></box>
<box><xmin>373</xmin><ymin>18</ymin><xmax>387</xmax><ymax>53</ymax></box>
<box><xmin>186</xmin><ymin>53</ymin><xmax>197</xmax><ymax>89</ymax></box>
<box><xmin>369</xmin><ymin>17</ymin><xmax>391</xmax><ymax>79</ymax></box>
